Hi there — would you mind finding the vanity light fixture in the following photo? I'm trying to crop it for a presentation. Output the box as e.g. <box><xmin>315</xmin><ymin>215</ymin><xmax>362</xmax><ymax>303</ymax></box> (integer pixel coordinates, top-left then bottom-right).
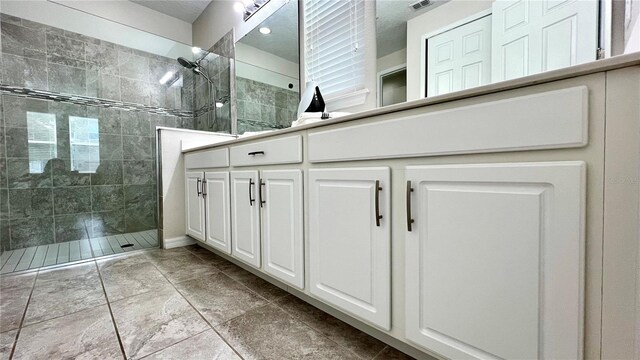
<box><xmin>233</xmin><ymin>2</ymin><xmax>245</xmax><ymax>13</ymax></box>
<box><xmin>259</xmin><ymin>27</ymin><xmax>271</xmax><ymax>34</ymax></box>
<box><xmin>240</xmin><ymin>0</ymin><xmax>270</xmax><ymax>22</ymax></box>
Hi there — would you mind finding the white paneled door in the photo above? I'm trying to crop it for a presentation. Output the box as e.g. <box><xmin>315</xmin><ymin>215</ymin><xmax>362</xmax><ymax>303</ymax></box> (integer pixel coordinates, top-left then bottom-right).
<box><xmin>230</xmin><ymin>171</ymin><xmax>261</xmax><ymax>268</ymax></box>
<box><xmin>427</xmin><ymin>14</ymin><xmax>492</xmax><ymax>96</ymax></box>
<box><xmin>261</xmin><ymin>170</ymin><xmax>304</xmax><ymax>289</ymax></box>
<box><xmin>308</xmin><ymin>167</ymin><xmax>391</xmax><ymax>330</ymax></box>
<box><xmin>204</xmin><ymin>171</ymin><xmax>231</xmax><ymax>254</ymax></box>
<box><xmin>405</xmin><ymin>162</ymin><xmax>586</xmax><ymax>359</ymax></box>
<box><xmin>185</xmin><ymin>171</ymin><xmax>205</xmax><ymax>241</ymax></box>
<box><xmin>491</xmin><ymin>0</ymin><xmax>599</xmax><ymax>82</ymax></box>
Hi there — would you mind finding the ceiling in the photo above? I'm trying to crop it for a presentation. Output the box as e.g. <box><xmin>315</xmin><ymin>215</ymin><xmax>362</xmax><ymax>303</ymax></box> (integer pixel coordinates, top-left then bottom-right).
<box><xmin>238</xmin><ymin>1</ymin><xmax>299</xmax><ymax>63</ymax></box>
<box><xmin>376</xmin><ymin>0</ymin><xmax>449</xmax><ymax>58</ymax></box>
<box><xmin>130</xmin><ymin>0</ymin><xmax>213</xmax><ymax>23</ymax></box>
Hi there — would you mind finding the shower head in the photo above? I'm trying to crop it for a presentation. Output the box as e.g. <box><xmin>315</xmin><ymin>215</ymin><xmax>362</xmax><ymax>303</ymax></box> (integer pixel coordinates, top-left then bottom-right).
<box><xmin>177</xmin><ymin>57</ymin><xmax>196</xmax><ymax>69</ymax></box>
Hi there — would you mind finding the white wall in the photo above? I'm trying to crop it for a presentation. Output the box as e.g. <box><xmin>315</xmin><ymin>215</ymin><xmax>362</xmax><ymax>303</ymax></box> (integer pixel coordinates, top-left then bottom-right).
<box><xmin>158</xmin><ymin>129</ymin><xmax>234</xmax><ymax>247</ymax></box>
<box><xmin>236</xmin><ymin>42</ymin><xmax>299</xmax><ymax>79</ymax></box>
<box><xmin>45</xmin><ymin>0</ymin><xmax>190</xmax><ymax>44</ymax></box>
<box><xmin>193</xmin><ymin>0</ymin><xmax>288</xmax><ymax>50</ymax></box>
<box><xmin>377</xmin><ymin>48</ymin><xmax>407</xmax><ymax>73</ymax></box>
<box><xmin>406</xmin><ymin>0</ymin><xmax>493</xmax><ymax>101</ymax></box>
<box><xmin>1</xmin><ymin>0</ymin><xmax>193</xmax><ymax>57</ymax></box>
<box><xmin>624</xmin><ymin>0</ymin><xmax>640</xmax><ymax>53</ymax></box>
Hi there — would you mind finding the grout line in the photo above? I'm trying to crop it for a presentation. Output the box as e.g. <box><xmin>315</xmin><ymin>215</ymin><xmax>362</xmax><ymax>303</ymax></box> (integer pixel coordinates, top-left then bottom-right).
<box><xmin>94</xmin><ymin>258</ymin><xmax>128</xmax><ymax>360</ymax></box>
<box><xmin>8</xmin><ymin>267</ymin><xmax>40</xmax><ymax>359</ymax></box>
<box><xmin>371</xmin><ymin>346</ymin><xmax>389</xmax><ymax>360</ymax></box>
<box><xmin>148</xmin><ymin>259</ymin><xmax>247</xmax><ymax>360</ymax></box>
<box><xmin>136</xmin><ymin>328</ymin><xmax>212</xmax><ymax>360</ymax></box>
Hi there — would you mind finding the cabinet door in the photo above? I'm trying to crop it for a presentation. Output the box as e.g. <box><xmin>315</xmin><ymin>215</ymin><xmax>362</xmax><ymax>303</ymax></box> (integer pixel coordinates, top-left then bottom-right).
<box><xmin>261</xmin><ymin>170</ymin><xmax>304</xmax><ymax>289</ymax></box>
<box><xmin>185</xmin><ymin>171</ymin><xmax>205</xmax><ymax>241</ymax></box>
<box><xmin>405</xmin><ymin>162</ymin><xmax>585</xmax><ymax>359</ymax></box>
<box><xmin>230</xmin><ymin>171</ymin><xmax>261</xmax><ymax>268</ymax></box>
<box><xmin>204</xmin><ymin>172</ymin><xmax>231</xmax><ymax>254</ymax></box>
<box><xmin>308</xmin><ymin>167</ymin><xmax>391</xmax><ymax>330</ymax></box>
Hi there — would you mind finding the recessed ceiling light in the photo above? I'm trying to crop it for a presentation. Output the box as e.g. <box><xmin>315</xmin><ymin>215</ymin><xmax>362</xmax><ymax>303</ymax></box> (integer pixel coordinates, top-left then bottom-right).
<box><xmin>233</xmin><ymin>1</ymin><xmax>245</xmax><ymax>13</ymax></box>
<box><xmin>191</xmin><ymin>47</ymin><xmax>202</xmax><ymax>54</ymax></box>
<box><xmin>259</xmin><ymin>27</ymin><xmax>271</xmax><ymax>35</ymax></box>
<box><xmin>159</xmin><ymin>71</ymin><xmax>174</xmax><ymax>85</ymax></box>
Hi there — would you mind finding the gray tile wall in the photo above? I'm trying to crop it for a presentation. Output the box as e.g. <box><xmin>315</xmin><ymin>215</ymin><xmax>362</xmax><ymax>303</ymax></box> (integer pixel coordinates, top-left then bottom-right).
<box><xmin>192</xmin><ymin>32</ymin><xmax>233</xmax><ymax>134</ymax></box>
<box><xmin>0</xmin><ymin>13</ymin><xmax>194</xmax><ymax>111</ymax></box>
<box><xmin>0</xmin><ymin>94</ymin><xmax>194</xmax><ymax>251</ymax></box>
<box><xmin>236</xmin><ymin>77</ymin><xmax>298</xmax><ymax>134</ymax></box>
<box><xmin>0</xmin><ymin>13</ymin><xmax>203</xmax><ymax>251</ymax></box>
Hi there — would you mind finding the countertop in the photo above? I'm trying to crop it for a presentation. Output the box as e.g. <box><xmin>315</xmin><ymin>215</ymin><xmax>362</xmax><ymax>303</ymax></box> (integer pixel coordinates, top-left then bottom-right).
<box><xmin>183</xmin><ymin>52</ymin><xmax>640</xmax><ymax>153</ymax></box>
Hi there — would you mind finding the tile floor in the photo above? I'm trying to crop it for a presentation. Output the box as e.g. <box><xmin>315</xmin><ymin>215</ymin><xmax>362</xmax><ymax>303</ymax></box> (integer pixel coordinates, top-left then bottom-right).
<box><xmin>0</xmin><ymin>244</ymin><xmax>416</xmax><ymax>360</ymax></box>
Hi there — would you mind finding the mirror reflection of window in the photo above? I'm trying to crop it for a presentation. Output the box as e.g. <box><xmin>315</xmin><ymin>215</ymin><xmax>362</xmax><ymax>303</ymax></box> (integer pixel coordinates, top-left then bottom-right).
<box><xmin>69</xmin><ymin>116</ymin><xmax>100</xmax><ymax>173</ymax></box>
<box><xmin>27</xmin><ymin>112</ymin><xmax>57</xmax><ymax>174</ymax></box>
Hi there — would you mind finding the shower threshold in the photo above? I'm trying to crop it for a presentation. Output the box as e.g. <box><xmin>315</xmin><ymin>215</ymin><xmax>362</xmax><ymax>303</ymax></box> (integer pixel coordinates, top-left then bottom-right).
<box><xmin>0</xmin><ymin>230</ymin><xmax>159</xmax><ymax>275</ymax></box>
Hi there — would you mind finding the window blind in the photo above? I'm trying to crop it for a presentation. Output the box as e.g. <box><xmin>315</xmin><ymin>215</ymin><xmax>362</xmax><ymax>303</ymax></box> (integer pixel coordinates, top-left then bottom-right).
<box><xmin>304</xmin><ymin>0</ymin><xmax>365</xmax><ymax>98</ymax></box>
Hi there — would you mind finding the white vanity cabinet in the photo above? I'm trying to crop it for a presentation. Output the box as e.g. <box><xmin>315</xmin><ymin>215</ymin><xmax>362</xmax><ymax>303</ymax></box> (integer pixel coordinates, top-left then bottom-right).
<box><xmin>230</xmin><ymin>171</ymin><xmax>262</xmax><ymax>268</ymax></box>
<box><xmin>184</xmin><ymin>148</ymin><xmax>231</xmax><ymax>252</ymax></box>
<box><xmin>229</xmin><ymin>169</ymin><xmax>304</xmax><ymax>285</ymax></box>
<box><xmin>308</xmin><ymin>167</ymin><xmax>391</xmax><ymax>330</ymax></box>
<box><xmin>404</xmin><ymin>162</ymin><xmax>586</xmax><ymax>359</ymax></box>
<box><xmin>260</xmin><ymin>170</ymin><xmax>304</xmax><ymax>289</ymax></box>
<box><xmin>203</xmin><ymin>171</ymin><xmax>232</xmax><ymax>254</ymax></box>
<box><xmin>185</xmin><ymin>171</ymin><xmax>206</xmax><ymax>241</ymax></box>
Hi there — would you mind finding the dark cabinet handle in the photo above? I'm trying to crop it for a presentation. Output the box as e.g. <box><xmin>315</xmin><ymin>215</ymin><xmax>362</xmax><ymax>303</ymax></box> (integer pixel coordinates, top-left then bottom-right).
<box><xmin>249</xmin><ymin>178</ymin><xmax>255</xmax><ymax>206</ymax></box>
<box><xmin>375</xmin><ymin>180</ymin><xmax>383</xmax><ymax>227</ymax></box>
<box><xmin>202</xmin><ymin>179</ymin><xmax>207</xmax><ymax>197</ymax></box>
<box><xmin>259</xmin><ymin>179</ymin><xmax>266</xmax><ymax>207</ymax></box>
<box><xmin>196</xmin><ymin>178</ymin><xmax>202</xmax><ymax>197</ymax></box>
<box><xmin>406</xmin><ymin>181</ymin><xmax>414</xmax><ymax>232</ymax></box>
<box><xmin>248</xmin><ymin>151</ymin><xmax>265</xmax><ymax>156</ymax></box>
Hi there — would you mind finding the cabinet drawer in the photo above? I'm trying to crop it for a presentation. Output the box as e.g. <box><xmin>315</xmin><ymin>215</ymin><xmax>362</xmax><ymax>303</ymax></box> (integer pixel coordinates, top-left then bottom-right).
<box><xmin>230</xmin><ymin>135</ymin><xmax>302</xmax><ymax>167</ymax></box>
<box><xmin>185</xmin><ymin>148</ymin><xmax>229</xmax><ymax>169</ymax></box>
<box><xmin>308</xmin><ymin>86</ymin><xmax>588</xmax><ymax>162</ymax></box>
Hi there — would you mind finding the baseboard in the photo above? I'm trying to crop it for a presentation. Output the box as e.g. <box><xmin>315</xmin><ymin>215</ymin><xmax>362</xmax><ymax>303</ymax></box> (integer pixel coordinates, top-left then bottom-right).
<box><xmin>163</xmin><ymin>235</ymin><xmax>196</xmax><ymax>249</ymax></box>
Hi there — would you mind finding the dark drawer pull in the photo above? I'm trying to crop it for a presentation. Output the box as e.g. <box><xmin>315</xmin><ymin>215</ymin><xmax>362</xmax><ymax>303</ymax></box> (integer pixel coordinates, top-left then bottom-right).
<box><xmin>375</xmin><ymin>180</ymin><xmax>383</xmax><ymax>227</ymax></box>
<box><xmin>248</xmin><ymin>151</ymin><xmax>265</xmax><ymax>156</ymax></box>
<box><xmin>406</xmin><ymin>181</ymin><xmax>414</xmax><ymax>232</ymax></box>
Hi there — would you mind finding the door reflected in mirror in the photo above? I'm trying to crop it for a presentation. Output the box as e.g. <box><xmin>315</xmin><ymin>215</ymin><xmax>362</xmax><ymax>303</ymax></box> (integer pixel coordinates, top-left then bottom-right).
<box><xmin>235</xmin><ymin>0</ymin><xmax>300</xmax><ymax>135</ymax></box>
<box><xmin>374</xmin><ymin>0</ymin><xmax>623</xmax><ymax>106</ymax></box>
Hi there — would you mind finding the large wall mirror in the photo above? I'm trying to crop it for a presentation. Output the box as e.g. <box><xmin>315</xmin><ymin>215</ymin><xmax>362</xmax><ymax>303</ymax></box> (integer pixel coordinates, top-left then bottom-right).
<box><xmin>376</xmin><ymin>0</ymin><xmax>637</xmax><ymax>108</ymax></box>
<box><xmin>234</xmin><ymin>0</ymin><xmax>300</xmax><ymax>135</ymax></box>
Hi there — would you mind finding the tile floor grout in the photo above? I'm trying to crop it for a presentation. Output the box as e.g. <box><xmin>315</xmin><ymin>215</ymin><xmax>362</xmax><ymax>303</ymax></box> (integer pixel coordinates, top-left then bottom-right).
<box><xmin>154</xmin><ymin>261</ymin><xmax>248</xmax><ymax>360</ymax></box>
<box><xmin>8</xmin><ymin>267</ymin><xmax>40</xmax><ymax>360</ymax></box>
<box><xmin>1</xmin><ymin>245</ymin><xmax>416</xmax><ymax>360</ymax></box>
<box><xmin>94</xmin><ymin>258</ymin><xmax>128</xmax><ymax>360</ymax></box>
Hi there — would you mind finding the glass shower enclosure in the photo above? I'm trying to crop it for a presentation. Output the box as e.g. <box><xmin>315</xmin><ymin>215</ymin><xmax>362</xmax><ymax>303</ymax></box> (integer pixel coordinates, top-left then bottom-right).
<box><xmin>0</xmin><ymin>6</ymin><xmax>228</xmax><ymax>273</ymax></box>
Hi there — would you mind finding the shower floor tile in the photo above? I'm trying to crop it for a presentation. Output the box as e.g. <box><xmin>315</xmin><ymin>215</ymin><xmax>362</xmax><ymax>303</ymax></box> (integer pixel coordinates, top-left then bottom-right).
<box><xmin>0</xmin><ymin>230</ymin><xmax>158</xmax><ymax>274</ymax></box>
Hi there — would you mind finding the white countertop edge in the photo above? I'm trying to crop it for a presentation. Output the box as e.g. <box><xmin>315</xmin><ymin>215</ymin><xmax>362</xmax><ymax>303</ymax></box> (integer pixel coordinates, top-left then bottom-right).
<box><xmin>183</xmin><ymin>52</ymin><xmax>640</xmax><ymax>154</ymax></box>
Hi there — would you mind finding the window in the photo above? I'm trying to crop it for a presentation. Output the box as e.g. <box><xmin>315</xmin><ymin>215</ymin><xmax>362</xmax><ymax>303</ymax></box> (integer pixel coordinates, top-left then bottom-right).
<box><xmin>69</xmin><ymin>116</ymin><xmax>100</xmax><ymax>173</ymax></box>
<box><xmin>304</xmin><ymin>0</ymin><xmax>365</xmax><ymax>99</ymax></box>
<box><xmin>27</xmin><ymin>112</ymin><xmax>57</xmax><ymax>174</ymax></box>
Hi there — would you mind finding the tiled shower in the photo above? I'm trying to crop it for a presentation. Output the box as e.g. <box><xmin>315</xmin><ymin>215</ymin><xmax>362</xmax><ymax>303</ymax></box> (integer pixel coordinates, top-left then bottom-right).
<box><xmin>0</xmin><ymin>13</ymin><xmax>228</xmax><ymax>266</ymax></box>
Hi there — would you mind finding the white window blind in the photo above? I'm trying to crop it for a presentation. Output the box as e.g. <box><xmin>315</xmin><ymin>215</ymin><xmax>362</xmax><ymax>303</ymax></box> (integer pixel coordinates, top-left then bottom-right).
<box><xmin>27</xmin><ymin>112</ymin><xmax>57</xmax><ymax>174</ymax></box>
<box><xmin>69</xmin><ymin>116</ymin><xmax>100</xmax><ymax>173</ymax></box>
<box><xmin>304</xmin><ymin>0</ymin><xmax>365</xmax><ymax>98</ymax></box>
